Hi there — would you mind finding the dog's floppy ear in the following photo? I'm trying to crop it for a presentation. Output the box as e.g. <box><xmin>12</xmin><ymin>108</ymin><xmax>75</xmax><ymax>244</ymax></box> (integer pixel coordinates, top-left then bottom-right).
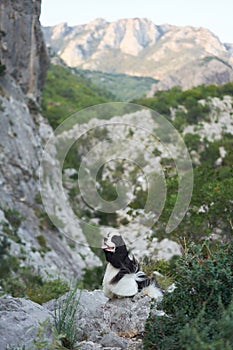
<box><xmin>112</xmin><ymin>234</ymin><xmax>125</xmax><ymax>248</ymax></box>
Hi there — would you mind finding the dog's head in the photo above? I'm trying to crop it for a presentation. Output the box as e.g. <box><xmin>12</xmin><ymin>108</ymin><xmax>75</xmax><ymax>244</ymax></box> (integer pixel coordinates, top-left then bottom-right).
<box><xmin>102</xmin><ymin>232</ymin><xmax>128</xmax><ymax>268</ymax></box>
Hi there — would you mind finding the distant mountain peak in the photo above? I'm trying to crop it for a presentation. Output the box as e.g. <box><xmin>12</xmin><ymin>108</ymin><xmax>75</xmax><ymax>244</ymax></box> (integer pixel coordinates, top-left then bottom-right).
<box><xmin>43</xmin><ymin>18</ymin><xmax>233</xmax><ymax>90</ymax></box>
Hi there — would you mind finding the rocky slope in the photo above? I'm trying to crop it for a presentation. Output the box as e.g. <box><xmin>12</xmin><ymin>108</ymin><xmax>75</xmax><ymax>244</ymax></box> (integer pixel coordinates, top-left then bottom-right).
<box><xmin>0</xmin><ymin>0</ymin><xmax>100</xmax><ymax>282</ymax></box>
<box><xmin>43</xmin><ymin>18</ymin><xmax>233</xmax><ymax>91</ymax></box>
<box><xmin>0</xmin><ymin>290</ymin><xmax>159</xmax><ymax>349</ymax></box>
<box><xmin>59</xmin><ymin>95</ymin><xmax>233</xmax><ymax>257</ymax></box>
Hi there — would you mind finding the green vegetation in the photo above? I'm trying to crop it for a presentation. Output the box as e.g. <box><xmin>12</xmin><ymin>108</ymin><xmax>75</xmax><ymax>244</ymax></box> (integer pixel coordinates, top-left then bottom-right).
<box><xmin>36</xmin><ymin>234</ymin><xmax>47</xmax><ymax>248</ymax></box>
<box><xmin>54</xmin><ymin>287</ymin><xmax>81</xmax><ymax>348</ymax></box>
<box><xmin>1</xmin><ymin>208</ymin><xmax>24</xmax><ymax>243</ymax></box>
<box><xmin>0</xmin><ymin>60</ymin><xmax>6</xmax><ymax>76</ymax></box>
<box><xmin>49</xmin><ymin>81</ymin><xmax>232</xmax><ymax>243</ymax></box>
<box><xmin>6</xmin><ymin>317</ymin><xmax>76</xmax><ymax>350</ymax></box>
<box><xmin>133</xmin><ymin>83</ymin><xmax>233</xmax><ymax>127</ymax></box>
<box><xmin>3</xmin><ymin>208</ymin><xmax>25</xmax><ymax>232</ymax></box>
<box><xmin>27</xmin><ymin>278</ymin><xmax>69</xmax><ymax>305</ymax></box>
<box><xmin>0</xmin><ymin>234</ymin><xmax>69</xmax><ymax>304</ymax></box>
<box><xmin>42</xmin><ymin>79</ymin><xmax>233</xmax><ymax>244</ymax></box>
<box><xmin>30</xmin><ymin>319</ymin><xmax>67</xmax><ymax>350</ymax></box>
<box><xmin>143</xmin><ymin>241</ymin><xmax>233</xmax><ymax>350</ymax></box>
<box><xmin>34</xmin><ymin>206</ymin><xmax>58</xmax><ymax>231</ymax></box>
<box><xmin>141</xmin><ymin>256</ymin><xmax>179</xmax><ymax>290</ymax></box>
<box><xmin>152</xmin><ymin>133</ymin><xmax>233</xmax><ymax>242</ymax></box>
<box><xmin>79</xmin><ymin>69</ymin><xmax>159</xmax><ymax>101</ymax></box>
<box><xmin>41</xmin><ymin>64</ymin><xmax>115</xmax><ymax>129</ymax></box>
<box><xmin>203</xmin><ymin>55</ymin><xmax>232</xmax><ymax>69</ymax></box>
<box><xmin>5</xmin><ymin>287</ymin><xmax>81</xmax><ymax>350</ymax></box>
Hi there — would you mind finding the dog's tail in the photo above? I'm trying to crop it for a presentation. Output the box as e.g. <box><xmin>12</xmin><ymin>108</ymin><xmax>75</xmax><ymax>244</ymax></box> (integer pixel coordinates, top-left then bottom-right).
<box><xmin>129</xmin><ymin>255</ymin><xmax>163</xmax><ymax>300</ymax></box>
<box><xmin>110</xmin><ymin>254</ymin><xmax>163</xmax><ymax>300</ymax></box>
<box><xmin>135</xmin><ymin>272</ymin><xmax>163</xmax><ymax>300</ymax></box>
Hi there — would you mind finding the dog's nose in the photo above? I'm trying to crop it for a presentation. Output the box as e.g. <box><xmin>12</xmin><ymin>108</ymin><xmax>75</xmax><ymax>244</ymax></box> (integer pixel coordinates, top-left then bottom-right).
<box><xmin>104</xmin><ymin>237</ymin><xmax>107</xmax><ymax>243</ymax></box>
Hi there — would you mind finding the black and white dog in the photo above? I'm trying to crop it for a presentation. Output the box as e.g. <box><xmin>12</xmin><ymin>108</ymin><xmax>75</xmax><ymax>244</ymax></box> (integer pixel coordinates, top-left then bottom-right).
<box><xmin>102</xmin><ymin>232</ymin><xmax>163</xmax><ymax>300</ymax></box>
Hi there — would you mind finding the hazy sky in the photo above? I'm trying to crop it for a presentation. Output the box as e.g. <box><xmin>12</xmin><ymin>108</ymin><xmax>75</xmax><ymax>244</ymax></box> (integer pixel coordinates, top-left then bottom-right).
<box><xmin>41</xmin><ymin>0</ymin><xmax>233</xmax><ymax>43</ymax></box>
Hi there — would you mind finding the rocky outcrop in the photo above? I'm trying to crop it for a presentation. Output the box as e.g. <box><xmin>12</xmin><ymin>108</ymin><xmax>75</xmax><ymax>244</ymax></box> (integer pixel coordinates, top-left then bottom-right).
<box><xmin>183</xmin><ymin>96</ymin><xmax>233</xmax><ymax>141</ymax></box>
<box><xmin>0</xmin><ymin>107</ymin><xmax>100</xmax><ymax>276</ymax></box>
<box><xmin>43</xmin><ymin>18</ymin><xmax>233</xmax><ymax>90</ymax></box>
<box><xmin>0</xmin><ymin>0</ymin><xmax>49</xmax><ymax>101</ymax></box>
<box><xmin>0</xmin><ymin>290</ymin><xmax>159</xmax><ymax>349</ymax></box>
<box><xmin>0</xmin><ymin>297</ymin><xmax>53</xmax><ymax>349</ymax></box>
<box><xmin>0</xmin><ymin>0</ymin><xmax>100</xmax><ymax>282</ymax></box>
<box><xmin>148</xmin><ymin>56</ymin><xmax>233</xmax><ymax>94</ymax></box>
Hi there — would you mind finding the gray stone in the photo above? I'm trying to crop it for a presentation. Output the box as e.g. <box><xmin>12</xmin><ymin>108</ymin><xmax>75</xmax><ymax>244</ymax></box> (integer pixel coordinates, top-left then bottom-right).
<box><xmin>0</xmin><ymin>289</ymin><xmax>163</xmax><ymax>349</ymax></box>
<box><xmin>100</xmin><ymin>332</ymin><xmax>129</xmax><ymax>348</ymax></box>
<box><xmin>0</xmin><ymin>297</ymin><xmax>53</xmax><ymax>350</ymax></box>
<box><xmin>0</xmin><ymin>0</ymin><xmax>101</xmax><ymax>280</ymax></box>
<box><xmin>46</xmin><ymin>289</ymin><xmax>158</xmax><ymax>348</ymax></box>
<box><xmin>0</xmin><ymin>0</ymin><xmax>49</xmax><ymax>100</ymax></box>
<box><xmin>78</xmin><ymin>341</ymin><xmax>103</xmax><ymax>350</ymax></box>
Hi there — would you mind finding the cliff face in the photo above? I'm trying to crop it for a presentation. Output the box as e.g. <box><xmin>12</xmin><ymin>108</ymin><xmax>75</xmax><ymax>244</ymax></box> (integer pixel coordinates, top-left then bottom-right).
<box><xmin>43</xmin><ymin>18</ymin><xmax>233</xmax><ymax>90</ymax></box>
<box><xmin>0</xmin><ymin>0</ymin><xmax>100</xmax><ymax>281</ymax></box>
<box><xmin>0</xmin><ymin>0</ymin><xmax>49</xmax><ymax>100</ymax></box>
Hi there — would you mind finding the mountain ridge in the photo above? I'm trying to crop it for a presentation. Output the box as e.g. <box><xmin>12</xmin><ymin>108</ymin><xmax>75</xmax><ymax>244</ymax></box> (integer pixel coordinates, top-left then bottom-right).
<box><xmin>43</xmin><ymin>17</ymin><xmax>233</xmax><ymax>91</ymax></box>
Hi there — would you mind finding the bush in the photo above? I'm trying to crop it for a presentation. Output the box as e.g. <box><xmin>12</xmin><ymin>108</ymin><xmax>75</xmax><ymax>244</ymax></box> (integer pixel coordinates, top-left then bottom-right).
<box><xmin>0</xmin><ymin>234</ymin><xmax>19</xmax><ymax>279</ymax></box>
<box><xmin>143</xmin><ymin>241</ymin><xmax>233</xmax><ymax>349</ymax></box>
<box><xmin>133</xmin><ymin>83</ymin><xmax>233</xmax><ymax>127</ymax></box>
<box><xmin>180</xmin><ymin>299</ymin><xmax>233</xmax><ymax>350</ymax></box>
<box><xmin>41</xmin><ymin>64</ymin><xmax>114</xmax><ymax>129</ymax></box>
<box><xmin>54</xmin><ymin>287</ymin><xmax>81</xmax><ymax>348</ymax></box>
<box><xmin>0</xmin><ymin>61</ymin><xmax>6</xmax><ymax>76</ymax></box>
<box><xmin>26</xmin><ymin>278</ymin><xmax>69</xmax><ymax>305</ymax></box>
<box><xmin>0</xmin><ymin>234</ymin><xmax>69</xmax><ymax>304</ymax></box>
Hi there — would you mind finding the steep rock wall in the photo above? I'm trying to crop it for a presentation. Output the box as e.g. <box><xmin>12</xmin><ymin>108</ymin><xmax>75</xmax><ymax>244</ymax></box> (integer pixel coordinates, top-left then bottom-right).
<box><xmin>0</xmin><ymin>0</ymin><xmax>100</xmax><ymax>281</ymax></box>
<box><xmin>0</xmin><ymin>0</ymin><xmax>49</xmax><ymax>100</ymax></box>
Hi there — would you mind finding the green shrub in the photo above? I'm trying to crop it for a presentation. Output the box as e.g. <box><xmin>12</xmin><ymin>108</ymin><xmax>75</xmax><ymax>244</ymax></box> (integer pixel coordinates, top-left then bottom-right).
<box><xmin>180</xmin><ymin>299</ymin><xmax>233</xmax><ymax>350</ymax></box>
<box><xmin>0</xmin><ymin>234</ymin><xmax>19</xmax><ymax>279</ymax></box>
<box><xmin>133</xmin><ymin>83</ymin><xmax>233</xmax><ymax>126</ymax></box>
<box><xmin>34</xmin><ymin>207</ymin><xmax>58</xmax><ymax>231</ymax></box>
<box><xmin>41</xmin><ymin>64</ymin><xmax>114</xmax><ymax>129</ymax></box>
<box><xmin>2</xmin><ymin>268</ymin><xmax>69</xmax><ymax>304</ymax></box>
<box><xmin>32</xmin><ymin>319</ymin><xmax>67</xmax><ymax>350</ymax></box>
<box><xmin>54</xmin><ymin>287</ymin><xmax>81</xmax><ymax>348</ymax></box>
<box><xmin>0</xmin><ymin>61</ymin><xmax>6</xmax><ymax>76</ymax></box>
<box><xmin>81</xmin><ymin>265</ymin><xmax>105</xmax><ymax>290</ymax></box>
<box><xmin>36</xmin><ymin>234</ymin><xmax>47</xmax><ymax>248</ymax></box>
<box><xmin>143</xmin><ymin>241</ymin><xmax>233</xmax><ymax>350</ymax></box>
<box><xmin>27</xmin><ymin>278</ymin><xmax>69</xmax><ymax>305</ymax></box>
<box><xmin>3</xmin><ymin>208</ymin><xmax>25</xmax><ymax>233</ymax></box>
<box><xmin>141</xmin><ymin>256</ymin><xmax>178</xmax><ymax>290</ymax></box>
<box><xmin>184</xmin><ymin>133</ymin><xmax>201</xmax><ymax>152</ymax></box>
<box><xmin>6</xmin><ymin>319</ymin><xmax>69</xmax><ymax>350</ymax></box>
<box><xmin>0</xmin><ymin>234</ymin><xmax>68</xmax><ymax>303</ymax></box>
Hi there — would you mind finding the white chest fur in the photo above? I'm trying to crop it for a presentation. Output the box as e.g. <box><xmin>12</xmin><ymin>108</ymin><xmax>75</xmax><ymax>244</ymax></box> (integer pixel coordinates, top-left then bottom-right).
<box><xmin>103</xmin><ymin>263</ymin><xmax>138</xmax><ymax>298</ymax></box>
<box><xmin>102</xmin><ymin>263</ymin><xmax>120</xmax><ymax>298</ymax></box>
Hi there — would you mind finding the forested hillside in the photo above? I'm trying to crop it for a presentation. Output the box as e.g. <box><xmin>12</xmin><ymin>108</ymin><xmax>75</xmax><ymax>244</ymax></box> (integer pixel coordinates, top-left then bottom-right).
<box><xmin>42</xmin><ymin>64</ymin><xmax>115</xmax><ymax>129</ymax></box>
<box><xmin>78</xmin><ymin>70</ymin><xmax>159</xmax><ymax>101</ymax></box>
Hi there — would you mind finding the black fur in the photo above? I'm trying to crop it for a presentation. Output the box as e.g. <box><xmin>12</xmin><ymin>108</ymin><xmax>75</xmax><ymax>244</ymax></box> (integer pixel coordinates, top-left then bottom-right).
<box><xmin>102</xmin><ymin>233</ymin><xmax>163</xmax><ymax>298</ymax></box>
<box><xmin>103</xmin><ymin>234</ymin><xmax>160</xmax><ymax>291</ymax></box>
<box><xmin>110</xmin><ymin>255</ymin><xmax>139</xmax><ymax>284</ymax></box>
<box><xmin>103</xmin><ymin>245</ymin><xmax>128</xmax><ymax>269</ymax></box>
